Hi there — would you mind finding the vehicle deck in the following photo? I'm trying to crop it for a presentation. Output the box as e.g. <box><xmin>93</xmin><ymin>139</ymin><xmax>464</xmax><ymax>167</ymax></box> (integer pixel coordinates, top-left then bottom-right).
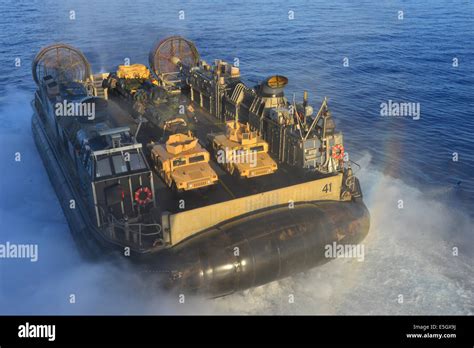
<box><xmin>110</xmin><ymin>93</ymin><xmax>331</xmax><ymax>214</ymax></box>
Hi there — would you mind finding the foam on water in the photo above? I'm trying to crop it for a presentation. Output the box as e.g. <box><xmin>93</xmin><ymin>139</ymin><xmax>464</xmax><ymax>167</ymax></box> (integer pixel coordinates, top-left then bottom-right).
<box><xmin>0</xmin><ymin>90</ymin><xmax>472</xmax><ymax>314</ymax></box>
<box><xmin>208</xmin><ymin>154</ymin><xmax>474</xmax><ymax>315</ymax></box>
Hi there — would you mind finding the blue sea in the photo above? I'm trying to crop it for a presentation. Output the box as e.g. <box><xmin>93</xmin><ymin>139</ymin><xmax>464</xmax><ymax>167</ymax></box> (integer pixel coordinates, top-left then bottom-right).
<box><xmin>0</xmin><ymin>0</ymin><xmax>473</xmax><ymax>314</ymax></box>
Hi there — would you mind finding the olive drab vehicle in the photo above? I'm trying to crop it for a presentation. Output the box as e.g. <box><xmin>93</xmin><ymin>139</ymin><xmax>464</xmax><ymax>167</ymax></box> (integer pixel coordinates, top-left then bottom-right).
<box><xmin>31</xmin><ymin>36</ymin><xmax>370</xmax><ymax>297</ymax></box>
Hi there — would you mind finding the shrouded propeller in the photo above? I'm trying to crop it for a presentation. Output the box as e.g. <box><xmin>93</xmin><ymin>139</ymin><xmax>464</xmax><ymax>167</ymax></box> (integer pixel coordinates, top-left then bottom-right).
<box><xmin>32</xmin><ymin>44</ymin><xmax>91</xmax><ymax>85</ymax></box>
<box><xmin>148</xmin><ymin>36</ymin><xmax>199</xmax><ymax>85</ymax></box>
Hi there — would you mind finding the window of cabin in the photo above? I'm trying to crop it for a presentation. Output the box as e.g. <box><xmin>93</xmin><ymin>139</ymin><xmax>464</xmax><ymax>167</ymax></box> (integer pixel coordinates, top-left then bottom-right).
<box><xmin>172</xmin><ymin>158</ymin><xmax>187</xmax><ymax>167</ymax></box>
<box><xmin>112</xmin><ymin>155</ymin><xmax>128</xmax><ymax>174</ymax></box>
<box><xmin>96</xmin><ymin>157</ymin><xmax>112</xmax><ymax>178</ymax></box>
<box><xmin>235</xmin><ymin>148</ymin><xmax>246</xmax><ymax>155</ymax></box>
<box><xmin>189</xmin><ymin>155</ymin><xmax>205</xmax><ymax>164</ymax></box>
<box><xmin>250</xmin><ymin>145</ymin><xmax>264</xmax><ymax>153</ymax></box>
<box><xmin>129</xmin><ymin>152</ymin><xmax>147</xmax><ymax>171</ymax></box>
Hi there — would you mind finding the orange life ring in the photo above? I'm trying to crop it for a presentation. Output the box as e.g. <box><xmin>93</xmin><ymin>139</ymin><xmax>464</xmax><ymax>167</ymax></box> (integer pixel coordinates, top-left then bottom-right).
<box><xmin>332</xmin><ymin>144</ymin><xmax>344</xmax><ymax>160</ymax></box>
<box><xmin>134</xmin><ymin>186</ymin><xmax>153</xmax><ymax>206</ymax></box>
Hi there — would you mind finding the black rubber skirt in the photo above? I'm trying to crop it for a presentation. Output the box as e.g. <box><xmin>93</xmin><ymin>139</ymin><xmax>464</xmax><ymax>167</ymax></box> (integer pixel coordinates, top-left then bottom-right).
<box><xmin>157</xmin><ymin>200</ymin><xmax>370</xmax><ymax>297</ymax></box>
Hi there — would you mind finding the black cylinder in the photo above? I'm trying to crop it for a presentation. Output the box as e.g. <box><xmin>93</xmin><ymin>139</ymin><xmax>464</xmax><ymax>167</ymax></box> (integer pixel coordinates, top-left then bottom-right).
<box><xmin>156</xmin><ymin>200</ymin><xmax>370</xmax><ymax>297</ymax></box>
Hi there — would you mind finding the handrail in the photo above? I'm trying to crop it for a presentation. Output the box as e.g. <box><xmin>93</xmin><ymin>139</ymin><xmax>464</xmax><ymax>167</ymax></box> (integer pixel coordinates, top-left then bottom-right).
<box><xmin>96</xmin><ymin>205</ymin><xmax>162</xmax><ymax>249</ymax></box>
<box><xmin>106</xmin><ymin>211</ymin><xmax>161</xmax><ymax>234</ymax></box>
<box><xmin>303</xmin><ymin>98</ymin><xmax>327</xmax><ymax>141</ymax></box>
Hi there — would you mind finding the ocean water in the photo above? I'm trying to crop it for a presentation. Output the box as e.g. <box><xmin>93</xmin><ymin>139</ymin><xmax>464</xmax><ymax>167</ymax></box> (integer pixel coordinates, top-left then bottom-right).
<box><xmin>0</xmin><ymin>0</ymin><xmax>472</xmax><ymax>314</ymax></box>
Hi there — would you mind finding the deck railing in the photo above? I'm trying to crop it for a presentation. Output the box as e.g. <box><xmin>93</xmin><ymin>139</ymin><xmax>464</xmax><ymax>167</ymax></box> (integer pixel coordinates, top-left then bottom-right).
<box><xmin>97</xmin><ymin>206</ymin><xmax>163</xmax><ymax>252</ymax></box>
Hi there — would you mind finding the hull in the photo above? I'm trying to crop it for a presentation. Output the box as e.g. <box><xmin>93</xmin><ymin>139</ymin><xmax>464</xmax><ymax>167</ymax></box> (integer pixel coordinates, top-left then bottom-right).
<box><xmin>32</xmin><ymin>111</ymin><xmax>370</xmax><ymax>297</ymax></box>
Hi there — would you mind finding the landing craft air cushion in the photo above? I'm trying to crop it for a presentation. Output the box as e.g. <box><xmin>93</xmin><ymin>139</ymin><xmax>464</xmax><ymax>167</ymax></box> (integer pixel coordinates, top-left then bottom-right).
<box><xmin>31</xmin><ymin>37</ymin><xmax>370</xmax><ymax>297</ymax></box>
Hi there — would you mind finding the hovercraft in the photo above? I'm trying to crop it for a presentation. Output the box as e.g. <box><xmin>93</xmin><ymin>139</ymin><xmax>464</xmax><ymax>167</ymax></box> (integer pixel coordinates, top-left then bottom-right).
<box><xmin>31</xmin><ymin>37</ymin><xmax>369</xmax><ymax>297</ymax></box>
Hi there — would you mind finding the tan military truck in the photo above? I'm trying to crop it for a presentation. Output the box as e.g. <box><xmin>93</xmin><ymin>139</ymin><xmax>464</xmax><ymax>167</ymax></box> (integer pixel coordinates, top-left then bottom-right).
<box><xmin>209</xmin><ymin>121</ymin><xmax>278</xmax><ymax>178</ymax></box>
<box><xmin>150</xmin><ymin>131</ymin><xmax>218</xmax><ymax>191</ymax></box>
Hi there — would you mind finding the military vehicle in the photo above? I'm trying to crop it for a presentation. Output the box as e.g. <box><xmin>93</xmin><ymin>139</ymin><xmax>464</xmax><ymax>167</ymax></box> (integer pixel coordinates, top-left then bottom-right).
<box><xmin>209</xmin><ymin>120</ymin><xmax>278</xmax><ymax>178</ymax></box>
<box><xmin>31</xmin><ymin>37</ymin><xmax>369</xmax><ymax>298</ymax></box>
<box><xmin>150</xmin><ymin>131</ymin><xmax>218</xmax><ymax>191</ymax></box>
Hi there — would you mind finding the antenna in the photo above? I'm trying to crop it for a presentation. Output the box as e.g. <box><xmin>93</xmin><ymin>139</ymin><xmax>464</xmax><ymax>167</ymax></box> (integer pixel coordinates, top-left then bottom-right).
<box><xmin>134</xmin><ymin>115</ymin><xmax>144</xmax><ymax>139</ymax></box>
<box><xmin>303</xmin><ymin>90</ymin><xmax>308</xmax><ymax>126</ymax></box>
<box><xmin>293</xmin><ymin>93</ymin><xmax>304</xmax><ymax>139</ymax></box>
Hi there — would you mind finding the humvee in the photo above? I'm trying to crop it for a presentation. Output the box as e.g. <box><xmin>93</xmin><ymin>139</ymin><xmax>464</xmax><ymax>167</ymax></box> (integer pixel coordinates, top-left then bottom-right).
<box><xmin>151</xmin><ymin>131</ymin><xmax>218</xmax><ymax>191</ymax></box>
<box><xmin>209</xmin><ymin>121</ymin><xmax>278</xmax><ymax>178</ymax></box>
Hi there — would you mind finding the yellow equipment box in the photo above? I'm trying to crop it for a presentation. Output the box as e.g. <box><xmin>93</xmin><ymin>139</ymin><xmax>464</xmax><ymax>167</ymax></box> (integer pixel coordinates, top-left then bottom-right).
<box><xmin>116</xmin><ymin>64</ymin><xmax>150</xmax><ymax>79</ymax></box>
